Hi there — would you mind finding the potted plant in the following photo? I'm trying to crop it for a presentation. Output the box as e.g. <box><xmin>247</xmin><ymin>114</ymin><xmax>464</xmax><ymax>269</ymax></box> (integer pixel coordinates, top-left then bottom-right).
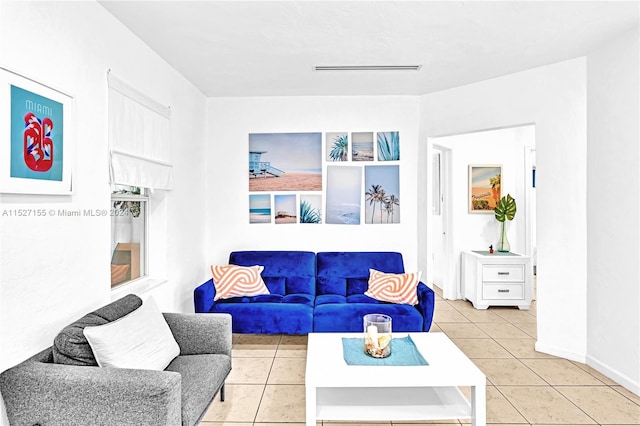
<box><xmin>494</xmin><ymin>193</ymin><xmax>516</xmax><ymax>252</ymax></box>
<box><xmin>113</xmin><ymin>186</ymin><xmax>141</xmax><ymax>217</ymax></box>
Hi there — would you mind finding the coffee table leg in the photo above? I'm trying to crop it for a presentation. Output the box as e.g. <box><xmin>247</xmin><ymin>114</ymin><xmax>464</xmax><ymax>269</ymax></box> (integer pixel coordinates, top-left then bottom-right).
<box><xmin>305</xmin><ymin>385</ymin><xmax>316</xmax><ymax>426</ymax></box>
<box><xmin>471</xmin><ymin>382</ymin><xmax>486</xmax><ymax>426</ymax></box>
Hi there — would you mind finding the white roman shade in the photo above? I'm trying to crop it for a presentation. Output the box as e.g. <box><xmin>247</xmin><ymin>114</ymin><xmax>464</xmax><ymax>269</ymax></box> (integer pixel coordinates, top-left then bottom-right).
<box><xmin>108</xmin><ymin>72</ymin><xmax>173</xmax><ymax>190</ymax></box>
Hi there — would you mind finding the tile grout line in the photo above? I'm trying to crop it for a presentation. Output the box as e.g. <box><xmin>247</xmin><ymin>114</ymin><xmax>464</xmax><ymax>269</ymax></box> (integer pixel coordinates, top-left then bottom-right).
<box><xmin>452</xmin><ymin>299</ymin><xmax>538</xmax><ymax>426</ymax></box>
<box><xmin>444</xmin><ymin>296</ymin><xmax>605</xmax><ymax>426</ymax></box>
<box><xmin>210</xmin><ymin>291</ymin><xmax>637</xmax><ymax>426</ymax></box>
<box><xmin>254</xmin><ymin>335</ymin><xmax>282</xmax><ymax>425</ymax></box>
<box><xmin>610</xmin><ymin>385</ymin><xmax>640</xmax><ymax>407</ymax></box>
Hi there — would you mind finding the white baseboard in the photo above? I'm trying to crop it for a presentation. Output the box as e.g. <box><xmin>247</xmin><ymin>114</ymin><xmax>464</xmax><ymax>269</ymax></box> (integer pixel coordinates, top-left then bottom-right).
<box><xmin>534</xmin><ymin>341</ymin><xmax>586</xmax><ymax>363</ymax></box>
<box><xmin>536</xmin><ymin>341</ymin><xmax>640</xmax><ymax>397</ymax></box>
<box><xmin>586</xmin><ymin>354</ymin><xmax>640</xmax><ymax>397</ymax></box>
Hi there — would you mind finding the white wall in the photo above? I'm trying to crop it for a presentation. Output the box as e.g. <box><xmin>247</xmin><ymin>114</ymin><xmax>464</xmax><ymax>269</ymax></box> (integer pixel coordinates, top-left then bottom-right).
<box><xmin>429</xmin><ymin>125</ymin><xmax>534</xmax><ymax>298</ymax></box>
<box><xmin>0</xmin><ymin>4</ymin><xmax>207</xmax><ymax>420</ymax></box>
<box><xmin>420</xmin><ymin>58</ymin><xmax>589</xmax><ymax>361</ymax></box>
<box><xmin>586</xmin><ymin>26</ymin><xmax>640</xmax><ymax>395</ymax></box>
<box><xmin>204</xmin><ymin>96</ymin><xmax>421</xmax><ymax>272</ymax></box>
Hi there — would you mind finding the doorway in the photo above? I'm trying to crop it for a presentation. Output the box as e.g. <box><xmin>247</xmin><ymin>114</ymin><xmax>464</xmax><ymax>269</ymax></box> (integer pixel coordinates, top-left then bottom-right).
<box><xmin>429</xmin><ymin>125</ymin><xmax>536</xmax><ymax>301</ymax></box>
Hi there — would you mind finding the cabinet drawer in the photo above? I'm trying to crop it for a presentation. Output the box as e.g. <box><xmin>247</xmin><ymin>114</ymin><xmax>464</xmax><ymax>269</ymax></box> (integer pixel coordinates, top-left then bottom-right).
<box><xmin>482</xmin><ymin>265</ymin><xmax>524</xmax><ymax>282</ymax></box>
<box><xmin>483</xmin><ymin>283</ymin><xmax>524</xmax><ymax>300</ymax></box>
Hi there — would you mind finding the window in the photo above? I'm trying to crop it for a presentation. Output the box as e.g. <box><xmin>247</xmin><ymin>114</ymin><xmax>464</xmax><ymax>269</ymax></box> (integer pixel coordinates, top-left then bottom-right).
<box><xmin>107</xmin><ymin>72</ymin><xmax>172</xmax><ymax>293</ymax></box>
<box><xmin>111</xmin><ymin>186</ymin><xmax>148</xmax><ymax>287</ymax></box>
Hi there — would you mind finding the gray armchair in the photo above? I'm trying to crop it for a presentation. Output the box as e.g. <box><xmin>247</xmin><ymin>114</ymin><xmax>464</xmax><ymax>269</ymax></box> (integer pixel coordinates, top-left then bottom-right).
<box><xmin>0</xmin><ymin>302</ymin><xmax>232</xmax><ymax>426</ymax></box>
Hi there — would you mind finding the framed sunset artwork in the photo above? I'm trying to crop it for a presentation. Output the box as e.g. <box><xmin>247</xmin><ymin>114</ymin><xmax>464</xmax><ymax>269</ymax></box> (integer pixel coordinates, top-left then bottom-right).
<box><xmin>468</xmin><ymin>165</ymin><xmax>501</xmax><ymax>213</ymax></box>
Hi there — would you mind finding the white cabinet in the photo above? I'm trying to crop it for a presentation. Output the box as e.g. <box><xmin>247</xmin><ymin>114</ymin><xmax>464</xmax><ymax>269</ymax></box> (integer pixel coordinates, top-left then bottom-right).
<box><xmin>461</xmin><ymin>250</ymin><xmax>532</xmax><ymax>310</ymax></box>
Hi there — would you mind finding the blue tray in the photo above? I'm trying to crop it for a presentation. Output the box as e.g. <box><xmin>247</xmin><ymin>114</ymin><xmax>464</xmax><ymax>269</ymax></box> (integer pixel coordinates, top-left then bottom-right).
<box><xmin>342</xmin><ymin>335</ymin><xmax>429</xmax><ymax>366</ymax></box>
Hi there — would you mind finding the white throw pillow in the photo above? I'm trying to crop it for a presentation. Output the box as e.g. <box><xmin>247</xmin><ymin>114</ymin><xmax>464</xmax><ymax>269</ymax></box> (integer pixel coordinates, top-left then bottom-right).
<box><xmin>83</xmin><ymin>297</ymin><xmax>180</xmax><ymax>370</ymax></box>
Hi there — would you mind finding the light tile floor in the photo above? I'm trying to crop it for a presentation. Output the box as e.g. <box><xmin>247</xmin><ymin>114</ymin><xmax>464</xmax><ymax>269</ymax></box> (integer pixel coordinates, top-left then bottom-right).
<box><xmin>200</xmin><ymin>287</ymin><xmax>640</xmax><ymax>425</ymax></box>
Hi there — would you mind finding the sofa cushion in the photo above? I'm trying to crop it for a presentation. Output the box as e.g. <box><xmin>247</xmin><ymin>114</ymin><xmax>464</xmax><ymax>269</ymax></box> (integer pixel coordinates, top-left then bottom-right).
<box><xmin>211</xmin><ymin>264</ymin><xmax>270</xmax><ymax>300</ymax></box>
<box><xmin>83</xmin><ymin>297</ymin><xmax>180</xmax><ymax>371</ymax></box>
<box><xmin>346</xmin><ymin>278</ymin><xmax>369</xmax><ymax>296</ymax></box>
<box><xmin>53</xmin><ymin>294</ymin><xmax>143</xmax><ymax>366</ymax></box>
<box><xmin>218</xmin><ymin>296</ymin><xmax>250</xmax><ymax>304</ymax></box>
<box><xmin>283</xmin><ymin>293</ymin><xmax>315</xmax><ymax>306</ymax></box>
<box><xmin>364</xmin><ymin>268</ymin><xmax>421</xmax><ymax>305</ymax></box>
<box><xmin>215</xmin><ymin>293</ymin><xmax>314</xmax><ymax>307</ymax></box>
<box><xmin>251</xmin><ymin>294</ymin><xmax>284</xmax><ymax>303</ymax></box>
<box><xmin>263</xmin><ymin>276</ymin><xmax>286</xmax><ymax>295</ymax></box>
<box><xmin>316</xmin><ymin>252</ymin><xmax>406</xmax><ymax>296</ymax></box>
<box><xmin>229</xmin><ymin>251</ymin><xmax>316</xmax><ymax>296</ymax></box>
<box><xmin>313</xmin><ymin>302</ymin><xmax>423</xmax><ymax>332</ymax></box>
<box><xmin>346</xmin><ymin>294</ymin><xmax>383</xmax><ymax>304</ymax></box>
<box><xmin>284</xmin><ymin>276</ymin><xmax>316</xmax><ymax>295</ymax></box>
<box><xmin>166</xmin><ymin>354</ymin><xmax>231</xmax><ymax>426</ymax></box>
<box><xmin>212</xmin><ymin>302</ymin><xmax>313</xmax><ymax>334</ymax></box>
<box><xmin>316</xmin><ymin>277</ymin><xmax>348</xmax><ymax>296</ymax></box>
<box><xmin>315</xmin><ymin>294</ymin><xmax>347</xmax><ymax>305</ymax></box>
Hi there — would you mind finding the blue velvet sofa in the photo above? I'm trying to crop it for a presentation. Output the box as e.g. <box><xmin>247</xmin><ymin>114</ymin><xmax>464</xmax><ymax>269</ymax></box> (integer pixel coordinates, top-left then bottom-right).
<box><xmin>195</xmin><ymin>251</ymin><xmax>316</xmax><ymax>334</ymax></box>
<box><xmin>194</xmin><ymin>251</ymin><xmax>435</xmax><ymax>334</ymax></box>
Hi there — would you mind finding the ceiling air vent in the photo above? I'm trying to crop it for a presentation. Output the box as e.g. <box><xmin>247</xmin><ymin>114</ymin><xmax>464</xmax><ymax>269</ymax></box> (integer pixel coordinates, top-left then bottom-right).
<box><xmin>314</xmin><ymin>65</ymin><xmax>422</xmax><ymax>71</ymax></box>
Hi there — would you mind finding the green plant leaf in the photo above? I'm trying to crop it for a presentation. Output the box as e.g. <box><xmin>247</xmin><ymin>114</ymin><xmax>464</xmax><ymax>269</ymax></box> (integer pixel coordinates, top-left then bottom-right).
<box><xmin>329</xmin><ymin>134</ymin><xmax>348</xmax><ymax>161</ymax></box>
<box><xmin>299</xmin><ymin>200</ymin><xmax>321</xmax><ymax>223</ymax></box>
<box><xmin>494</xmin><ymin>193</ymin><xmax>516</xmax><ymax>222</ymax></box>
<box><xmin>377</xmin><ymin>132</ymin><xmax>399</xmax><ymax>161</ymax></box>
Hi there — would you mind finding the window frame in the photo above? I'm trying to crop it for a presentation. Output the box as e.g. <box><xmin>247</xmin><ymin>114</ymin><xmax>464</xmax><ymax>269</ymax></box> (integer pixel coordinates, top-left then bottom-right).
<box><xmin>110</xmin><ymin>186</ymin><xmax>149</xmax><ymax>289</ymax></box>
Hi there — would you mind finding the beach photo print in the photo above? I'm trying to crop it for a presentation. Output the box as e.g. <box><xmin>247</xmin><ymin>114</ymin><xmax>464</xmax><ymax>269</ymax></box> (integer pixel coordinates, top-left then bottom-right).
<box><xmin>351</xmin><ymin>132</ymin><xmax>374</xmax><ymax>162</ymax></box>
<box><xmin>326</xmin><ymin>166</ymin><xmax>362</xmax><ymax>225</ymax></box>
<box><xmin>249</xmin><ymin>132</ymin><xmax>322</xmax><ymax>192</ymax></box>
<box><xmin>249</xmin><ymin>194</ymin><xmax>271</xmax><ymax>224</ymax></box>
<box><xmin>274</xmin><ymin>194</ymin><xmax>297</xmax><ymax>224</ymax></box>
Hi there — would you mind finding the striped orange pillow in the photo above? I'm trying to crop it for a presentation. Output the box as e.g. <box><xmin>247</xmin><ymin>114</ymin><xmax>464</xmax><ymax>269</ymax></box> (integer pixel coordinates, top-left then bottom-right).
<box><xmin>211</xmin><ymin>264</ymin><xmax>270</xmax><ymax>301</ymax></box>
<box><xmin>364</xmin><ymin>268</ymin><xmax>421</xmax><ymax>305</ymax></box>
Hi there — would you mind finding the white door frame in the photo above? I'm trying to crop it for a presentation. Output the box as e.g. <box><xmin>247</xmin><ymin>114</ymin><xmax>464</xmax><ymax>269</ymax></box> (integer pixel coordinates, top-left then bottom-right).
<box><xmin>432</xmin><ymin>144</ymin><xmax>456</xmax><ymax>300</ymax></box>
<box><xmin>524</xmin><ymin>146</ymin><xmax>536</xmax><ymax>271</ymax></box>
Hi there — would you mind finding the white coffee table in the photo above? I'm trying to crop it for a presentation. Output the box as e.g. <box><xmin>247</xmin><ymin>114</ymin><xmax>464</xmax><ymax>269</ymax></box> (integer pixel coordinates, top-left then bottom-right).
<box><xmin>305</xmin><ymin>332</ymin><xmax>486</xmax><ymax>426</ymax></box>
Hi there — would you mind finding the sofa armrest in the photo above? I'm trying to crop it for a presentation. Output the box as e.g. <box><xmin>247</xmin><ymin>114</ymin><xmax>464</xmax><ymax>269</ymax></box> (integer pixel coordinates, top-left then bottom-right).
<box><xmin>194</xmin><ymin>278</ymin><xmax>217</xmax><ymax>313</ymax></box>
<box><xmin>0</xmin><ymin>352</ymin><xmax>181</xmax><ymax>426</ymax></box>
<box><xmin>163</xmin><ymin>312</ymin><xmax>232</xmax><ymax>356</ymax></box>
<box><xmin>416</xmin><ymin>282</ymin><xmax>436</xmax><ymax>331</ymax></box>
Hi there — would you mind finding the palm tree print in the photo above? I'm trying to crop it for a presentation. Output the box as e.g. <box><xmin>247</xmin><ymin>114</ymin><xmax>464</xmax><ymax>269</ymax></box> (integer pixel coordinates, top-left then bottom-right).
<box><xmin>385</xmin><ymin>194</ymin><xmax>400</xmax><ymax>223</ymax></box>
<box><xmin>365</xmin><ymin>184</ymin><xmax>383</xmax><ymax>223</ymax></box>
<box><xmin>378</xmin><ymin>189</ymin><xmax>387</xmax><ymax>223</ymax></box>
<box><xmin>364</xmin><ymin>165</ymin><xmax>400</xmax><ymax>223</ymax></box>
<box><xmin>366</xmin><ymin>184</ymin><xmax>399</xmax><ymax>224</ymax></box>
